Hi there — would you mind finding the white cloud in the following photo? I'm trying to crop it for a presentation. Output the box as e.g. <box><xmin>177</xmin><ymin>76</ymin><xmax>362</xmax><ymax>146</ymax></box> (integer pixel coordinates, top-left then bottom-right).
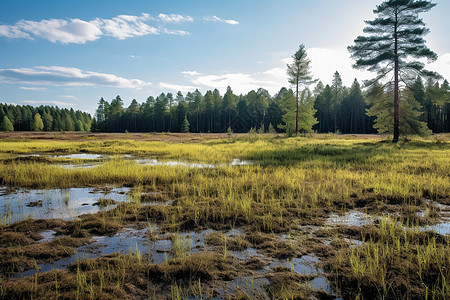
<box><xmin>92</xmin><ymin>14</ymin><xmax>158</xmax><ymax>40</ymax></box>
<box><xmin>20</xmin><ymin>86</ymin><xmax>47</xmax><ymax>91</ymax></box>
<box><xmin>428</xmin><ymin>53</ymin><xmax>450</xmax><ymax>81</ymax></box>
<box><xmin>160</xmin><ymin>28</ymin><xmax>190</xmax><ymax>36</ymax></box>
<box><xmin>182</xmin><ymin>70</ymin><xmax>203</xmax><ymax>76</ymax></box>
<box><xmin>159</xmin><ymin>82</ymin><xmax>199</xmax><ymax>92</ymax></box>
<box><xmin>0</xmin><ymin>66</ymin><xmax>152</xmax><ymax>89</ymax></box>
<box><xmin>204</xmin><ymin>16</ymin><xmax>239</xmax><ymax>25</ymax></box>
<box><xmin>0</xmin><ymin>13</ymin><xmax>192</xmax><ymax>44</ymax></box>
<box><xmin>60</xmin><ymin>95</ymin><xmax>77</xmax><ymax>99</ymax></box>
<box><xmin>157</xmin><ymin>13</ymin><xmax>194</xmax><ymax>23</ymax></box>
<box><xmin>16</xmin><ymin>18</ymin><xmax>102</xmax><ymax>44</ymax></box>
<box><xmin>22</xmin><ymin>100</ymin><xmax>75</xmax><ymax>106</ymax></box>
<box><xmin>0</xmin><ymin>25</ymin><xmax>31</xmax><ymax>39</ymax></box>
<box><xmin>130</xmin><ymin>54</ymin><xmax>141</xmax><ymax>59</ymax></box>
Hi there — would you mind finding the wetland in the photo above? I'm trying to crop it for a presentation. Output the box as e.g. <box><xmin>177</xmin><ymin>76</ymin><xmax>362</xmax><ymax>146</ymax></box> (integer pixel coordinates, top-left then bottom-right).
<box><xmin>0</xmin><ymin>132</ymin><xmax>448</xmax><ymax>299</ymax></box>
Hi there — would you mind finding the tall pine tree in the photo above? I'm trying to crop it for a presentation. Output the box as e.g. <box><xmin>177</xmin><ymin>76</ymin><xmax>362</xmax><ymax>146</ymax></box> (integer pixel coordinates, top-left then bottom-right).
<box><xmin>348</xmin><ymin>0</ymin><xmax>439</xmax><ymax>142</ymax></box>
<box><xmin>286</xmin><ymin>44</ymin><xmax>316</xmax><ymax>135</ymax></box>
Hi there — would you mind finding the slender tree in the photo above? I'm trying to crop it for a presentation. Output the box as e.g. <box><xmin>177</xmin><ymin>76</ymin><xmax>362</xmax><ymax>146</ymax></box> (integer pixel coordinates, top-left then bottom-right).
<box><xmin>331</xmin><ymin>71</ymin><xmax>344</xmax><ymax>132</ymax></box>
<box><xmin>31</xmin><ymin>113</ymin><xmax>44</xmax><ymax>131</ymax></box>
<box><xmin>348</xmin><ymin>0</ymin><xmax>439</xmax><ymax>142</ymax></box>
<box><xmin>181</xmin><ymin>115</ymin><xmax>190</xmax><ymax>133</ymax></box>
<box><xmin>286</xmin><ymin>44</ymin><xmax>316</xmax><ymax>135</ymax></box>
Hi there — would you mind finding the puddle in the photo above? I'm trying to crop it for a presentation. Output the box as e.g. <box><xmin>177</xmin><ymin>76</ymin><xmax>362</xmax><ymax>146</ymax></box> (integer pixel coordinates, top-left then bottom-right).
<box><xmin>17</xmin><ymin>228</ymin><xmax>214</xmax><ymax>277</ymax></box>
<box><xmin>136</xmin><ymin>158</ymin><xmax>253</xmax><ymax>168</ymax></box>
<box><xmin>230</xmin><ymin>159</ymin><xmax>253</xmax><ymax>166</ymax></box>
<box><xmin>38</xmin><ymin>230</ymin><xmax>58</xmax><ymax>243</ymax></box>
<box><xmin>326</xmin><ymin>211</ymin><xmax>376</xmax><ymax>227</ymax></box>
<box><xmin>0</xmin><ymin>187</ymin><xmax>130</xmax><ymax>224</ymax></box>
<box><xmin>266</xmin><ymin>254</ymin><xmax>321</xmax><ymax>276</ymax></box>
<box><xmin>310</xmin><ymin>276</ymin><xmax>338</xmax><ymax>295</ymax></box>
<box><xmin>58</xmin><ymin>163</ymin><xmax>99</xmax><ymax>169</ymax></box>
<box><xmin>292</xmin><ymin>255</ymin><xmax>320</xmax><ymax>275</ymax></box>
<box><xmin>136</xmin><ymin>158</ymin><xmax>216</xmax><ymax>168</ymax></box>
<box><xmin>228</xmin><ymin>247</ymin><xmax>258</xmax><ymax>260</ymax></box>
<box><xmin>14</xmin><ymin>153</ymin><xmax>253</xmax><ymax>169</ymax></box>
<box><xmin>151</xmin><ymin>230</ymin><xmax>213</xmax><ymax>264</ymax></box>
<box><xmin>420</xmin><ymin>223</ymin><xmax>450</xmax><ymax>235</ymax></box>
<box><xmin>51</xmin><ymin>154</ymin><xmax>105</xmax><ymax>160</ymax></box>
<box><xmin>18</xmin><ymin>227</ymin><xmax>149</xmax><ymax>278</ymax></box>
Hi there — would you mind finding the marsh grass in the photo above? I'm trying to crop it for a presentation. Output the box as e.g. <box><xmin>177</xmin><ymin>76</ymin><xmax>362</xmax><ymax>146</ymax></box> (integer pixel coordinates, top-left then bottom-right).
<box><xmin>330</xmin><ymin>216</ymin><xmax>449</xmax><ymax>299</ymax></box>
<box><xmin>0</xmin><ymin>134</ymin><xmax>449</xmax><ymax>299</ymax></box>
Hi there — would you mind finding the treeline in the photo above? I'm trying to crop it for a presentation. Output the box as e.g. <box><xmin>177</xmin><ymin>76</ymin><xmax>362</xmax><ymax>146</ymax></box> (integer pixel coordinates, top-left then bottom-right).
<box><xmin>0</xmin><ymin>103</ymin><xmax>92</xmax><ymax>132</ymax></box>
<box><xmin>93</xmin><ymin>73</ymin><xmax>450</xmax><ymax>134</ymax></box>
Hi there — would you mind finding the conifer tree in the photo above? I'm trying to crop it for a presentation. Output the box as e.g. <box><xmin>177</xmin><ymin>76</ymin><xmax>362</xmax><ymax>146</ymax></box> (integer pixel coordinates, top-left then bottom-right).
<box><xmin>181</xmin><ymin>115</ymin><xmax>190</xmax><ymax>133</ymax></box>
<box><xmin>366</xmin><ymin>82</ymin><xmax>431</xmax><ymax>137</ymax></box>
<box><xmin>31</xmin><ymin>113</ymin><xmax>44</xmax><ymax>131</ymax></box>
<box><xmin>348</xmin><ymin>0</ymin><xmax>439</xmax><ymax>142</ymax></box>
<box><xmin>286</xmin><ymin>44</ymin><xmax>316</xmax><ymax>135</ymax></box>
<box><xmin>0</xmin><ymin>116</ymin><xmax>14</xmax><ymax>132</ymax></box>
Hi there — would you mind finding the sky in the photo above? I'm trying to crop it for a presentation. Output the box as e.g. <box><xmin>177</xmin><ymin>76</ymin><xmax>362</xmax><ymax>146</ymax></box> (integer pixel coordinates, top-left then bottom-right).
<box><xmin>1</xmin><ymin>0</ymin><xmax>449</xmax><ymax>115</ymax></box>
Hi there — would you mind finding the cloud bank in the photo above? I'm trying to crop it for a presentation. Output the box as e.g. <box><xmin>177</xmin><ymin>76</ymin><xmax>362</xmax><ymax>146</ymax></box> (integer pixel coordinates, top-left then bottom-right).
<box><xmin>0</xmin><ymin>66</ymin><xmax>152</xmax><ymax>89</ymax></box>
<box><xmin>0</xmin><ymin>13</ymin><xmax>193</xmax><ymax>44</ymax></box>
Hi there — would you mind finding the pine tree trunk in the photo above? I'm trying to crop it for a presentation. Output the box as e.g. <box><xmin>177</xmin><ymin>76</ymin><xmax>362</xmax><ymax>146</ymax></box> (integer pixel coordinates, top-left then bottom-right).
<box><xmin>393</xmin><ymin>8</ymin><xmax>400</xmax><ymax>143</ymax></box>
<box><xmin>295</xmin><ymin>81</ymin><xmax>299</xmax><ymax>135</ymax></box>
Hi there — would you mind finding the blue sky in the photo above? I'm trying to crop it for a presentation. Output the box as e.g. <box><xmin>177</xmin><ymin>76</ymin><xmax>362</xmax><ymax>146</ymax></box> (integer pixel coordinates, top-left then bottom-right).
<box><xmin>1</xmin><ymin>0</ymin><xmax>449</xmax><ymax>114</ymax></box>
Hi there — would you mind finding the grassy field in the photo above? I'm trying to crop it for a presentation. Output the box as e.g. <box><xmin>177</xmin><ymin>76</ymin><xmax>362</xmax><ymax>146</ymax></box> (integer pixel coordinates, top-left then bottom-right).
<box><xmin>0</xmin><ymin>132</ymin><xmax>449</xmax><ymax>299</ymax></box>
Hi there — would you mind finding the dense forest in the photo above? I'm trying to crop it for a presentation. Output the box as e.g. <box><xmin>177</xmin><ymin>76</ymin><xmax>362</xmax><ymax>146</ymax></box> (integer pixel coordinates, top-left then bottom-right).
<box><xmin>1</xmin><ymin>74</ymin><xmax>448</xmax><ymax>135</ymax></box>
<box><xmin>0</xmin><ymin>104</ymin><xmax>92</xmax><ymax>132</ymax></box>
<box><xmin>93</xmin><ymin>73</ymin><xmax>449</xmax><ymax>134</ymax></box>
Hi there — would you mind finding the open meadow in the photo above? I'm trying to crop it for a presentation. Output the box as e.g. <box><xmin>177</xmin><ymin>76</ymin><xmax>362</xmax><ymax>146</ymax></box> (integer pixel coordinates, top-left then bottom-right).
<box><xmin>0</xmin><ymin>132</ymin><xmax>449</xmax><ymax>299</ymax></box>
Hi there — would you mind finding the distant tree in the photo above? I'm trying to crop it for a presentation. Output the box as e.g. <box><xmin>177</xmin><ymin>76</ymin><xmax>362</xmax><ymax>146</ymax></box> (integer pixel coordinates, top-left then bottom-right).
<box><xmin>176</xmin><ymin>100</ymin><xmax>187</xmax><ymax>132</ymax></box>
<box><xmin>222</xmin><ymin>86</ymin><xmax>236</xmax><ymax>131</ymax></box>
<box><xmin>75</xmin><ymin>119</ymin><xmax>85</xmax><ymax>131</ymax></box>
<box><xmin>126</xmin><ymin>99</ymin><xmax>140</xmax><ymax>132</ymax></box>
<box><xmin>331</xmin><ymin>71</ymin><xmax>344</xmax><ymax>132</ymax></box>
<box><xmin>181</xmin><ymin>115</ymin><xmax>190</xmax><ymax>133</ymax></box>
<box><xmin>0</xmin><ymin>116</ymin><xmax>14</xmax><ymax>132</ymax></box>
<box><xmin>30</xmin><ymin>113</ymin><xmax>44</xmax><ymax>131</ymax></box>
<box><xmin>339</xmin><ymin>79</ymin><xmax>367</xmax><ymax>133</ymax></box>
<box><xmin>286</xmin><ymin>44</ymin><xmax>316</xmax><ymax>135</ymax></box>
<box><xmin>42</xmin><ymin>112</ymin><xmax>53</xmax><ymax>131</ymax></box>
<box><xmin>348</xmin><ymin>0</ymin><xmax>439</xmax><ymax>142</ymax></box>
<box><xmin>212</xmin><ymin>89</ymin><xmax>222</xmax><ymax>132</ymax></box>
<box><xmin>64</xmin><ymin>113</ymin><xmax>75</xmax><ymax>131</ymax></box>
<box><xmin>204</xmin><ymin>90</ymin><xmax>214</xmax><ymax>132</ymax></box>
